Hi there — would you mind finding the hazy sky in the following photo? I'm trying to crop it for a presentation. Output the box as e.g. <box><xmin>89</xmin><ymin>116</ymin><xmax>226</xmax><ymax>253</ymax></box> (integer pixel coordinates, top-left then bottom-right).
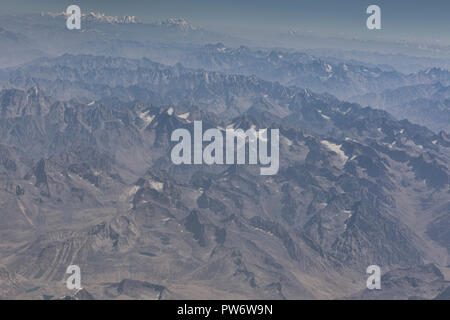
<box><xmin>2</xmin><ymin>0</ymin><xmax>450</xmax><ymax>42</ymax></box>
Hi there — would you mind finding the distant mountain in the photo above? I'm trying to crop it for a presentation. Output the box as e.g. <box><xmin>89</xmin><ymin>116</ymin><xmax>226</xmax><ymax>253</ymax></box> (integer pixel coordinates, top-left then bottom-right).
<box><xmin>273</xmin><ymin>30</ymin><xmax>450</xmax><ymax>62</ymax></box>
<box><xmin>0</xmin><ymin>28</ymin><xmax>46</xmax><ymax>68</ymax></box>
<box><xmin>351</xmin><ymin>82</ymin><xmax>450</xmax><ymax>132</ymax></box>
<box><xmin>1</xmin><ymin>12</ymin><xmax>449</xmax><ymax>132</ymax></box>
<box><xmin>108</xmin><ymin>42</ymin><xmax>450</xmax><ymax>101</ymax></box>
<box><xmin>44</xmin><ymin>12</ymin><xmax>200</xmax><ymax>31</ymax></box>
<box><xmin>153</xmin><ymin>18</ymin><xmax>200</xmax><ymax>32</ymax></box>
<box><xmin>0</xmin><ymin>13</ymin><xmax>243</xmax><ymax>66</ymax></box>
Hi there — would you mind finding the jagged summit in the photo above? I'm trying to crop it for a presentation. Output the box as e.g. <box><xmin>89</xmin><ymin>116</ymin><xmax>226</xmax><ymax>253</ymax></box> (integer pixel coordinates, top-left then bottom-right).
<box><xmin>0</xmin><ymin>9</ymin><xmax>449</xmax><ymax>300</ymax></box>
<box><xmin>44</xmin><ymin>11</ymin><xmax>139</xmax><ymax>24</ymax></box>
<box><xmin>42</xmin><ymin>12</ymin><xmax>201</xmax><ymax>31</ymax></box>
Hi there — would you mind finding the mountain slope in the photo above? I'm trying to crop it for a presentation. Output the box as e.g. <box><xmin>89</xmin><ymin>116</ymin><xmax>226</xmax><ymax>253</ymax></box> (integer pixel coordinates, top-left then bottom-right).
<box><xmin>0</xmin><ymin>82</ymin><xmax>448</xmax><ymax>299</ymax></box>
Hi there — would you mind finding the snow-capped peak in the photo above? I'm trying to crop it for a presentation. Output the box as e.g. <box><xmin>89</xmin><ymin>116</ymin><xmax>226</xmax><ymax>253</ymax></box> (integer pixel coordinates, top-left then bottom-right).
<box><xmin>155</xmin><ymin>18</ymin><xmax>199</xmax><ymax>31</ymax></box>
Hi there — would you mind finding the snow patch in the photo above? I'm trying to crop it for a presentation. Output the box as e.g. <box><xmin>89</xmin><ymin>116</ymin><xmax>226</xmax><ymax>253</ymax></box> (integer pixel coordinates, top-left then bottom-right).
<box><xmin>321</xmin><ymin>140</ymin><xmax>348</xmax><ymax>164</ymax></box>
<box><xmin>317</xmin><ymin>109</ymin><xmax>330</xmax><ymax>120</ymax></box>
<box><xmin>138</xmin><ymin>111</ymin><xmax>155</xmax><ymax>125</ymax></box>
<box><xmin>128</xmin><ymin>186</ymin><xmax>139</xmax><ymax>197</ymax></box>
<box><xmin>282</xmin><ymin>135</ymin><xmax>293</xmax><ymax>146</ymax></box>
<box><xmin>342</xmin><ymin>210</ymin><xmax>352</xmax><ymax>215</ymax></box>
<box><xmin>149</xmin><ymin>180</ymin><xmax>164</xmax><ymax>192</ymax></box>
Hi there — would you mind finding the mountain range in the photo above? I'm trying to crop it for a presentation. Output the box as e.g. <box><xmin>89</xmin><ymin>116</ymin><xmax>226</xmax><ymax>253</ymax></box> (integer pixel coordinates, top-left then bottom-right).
<box><xmin>0</xmin><ymin>54</ymin><xmax>449</xmax><ymax>299</ymax></box>
<box><xmin>0</xmin><ymin>12</ymin><xmax>449</xmax><ymax>300</ymax></box>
